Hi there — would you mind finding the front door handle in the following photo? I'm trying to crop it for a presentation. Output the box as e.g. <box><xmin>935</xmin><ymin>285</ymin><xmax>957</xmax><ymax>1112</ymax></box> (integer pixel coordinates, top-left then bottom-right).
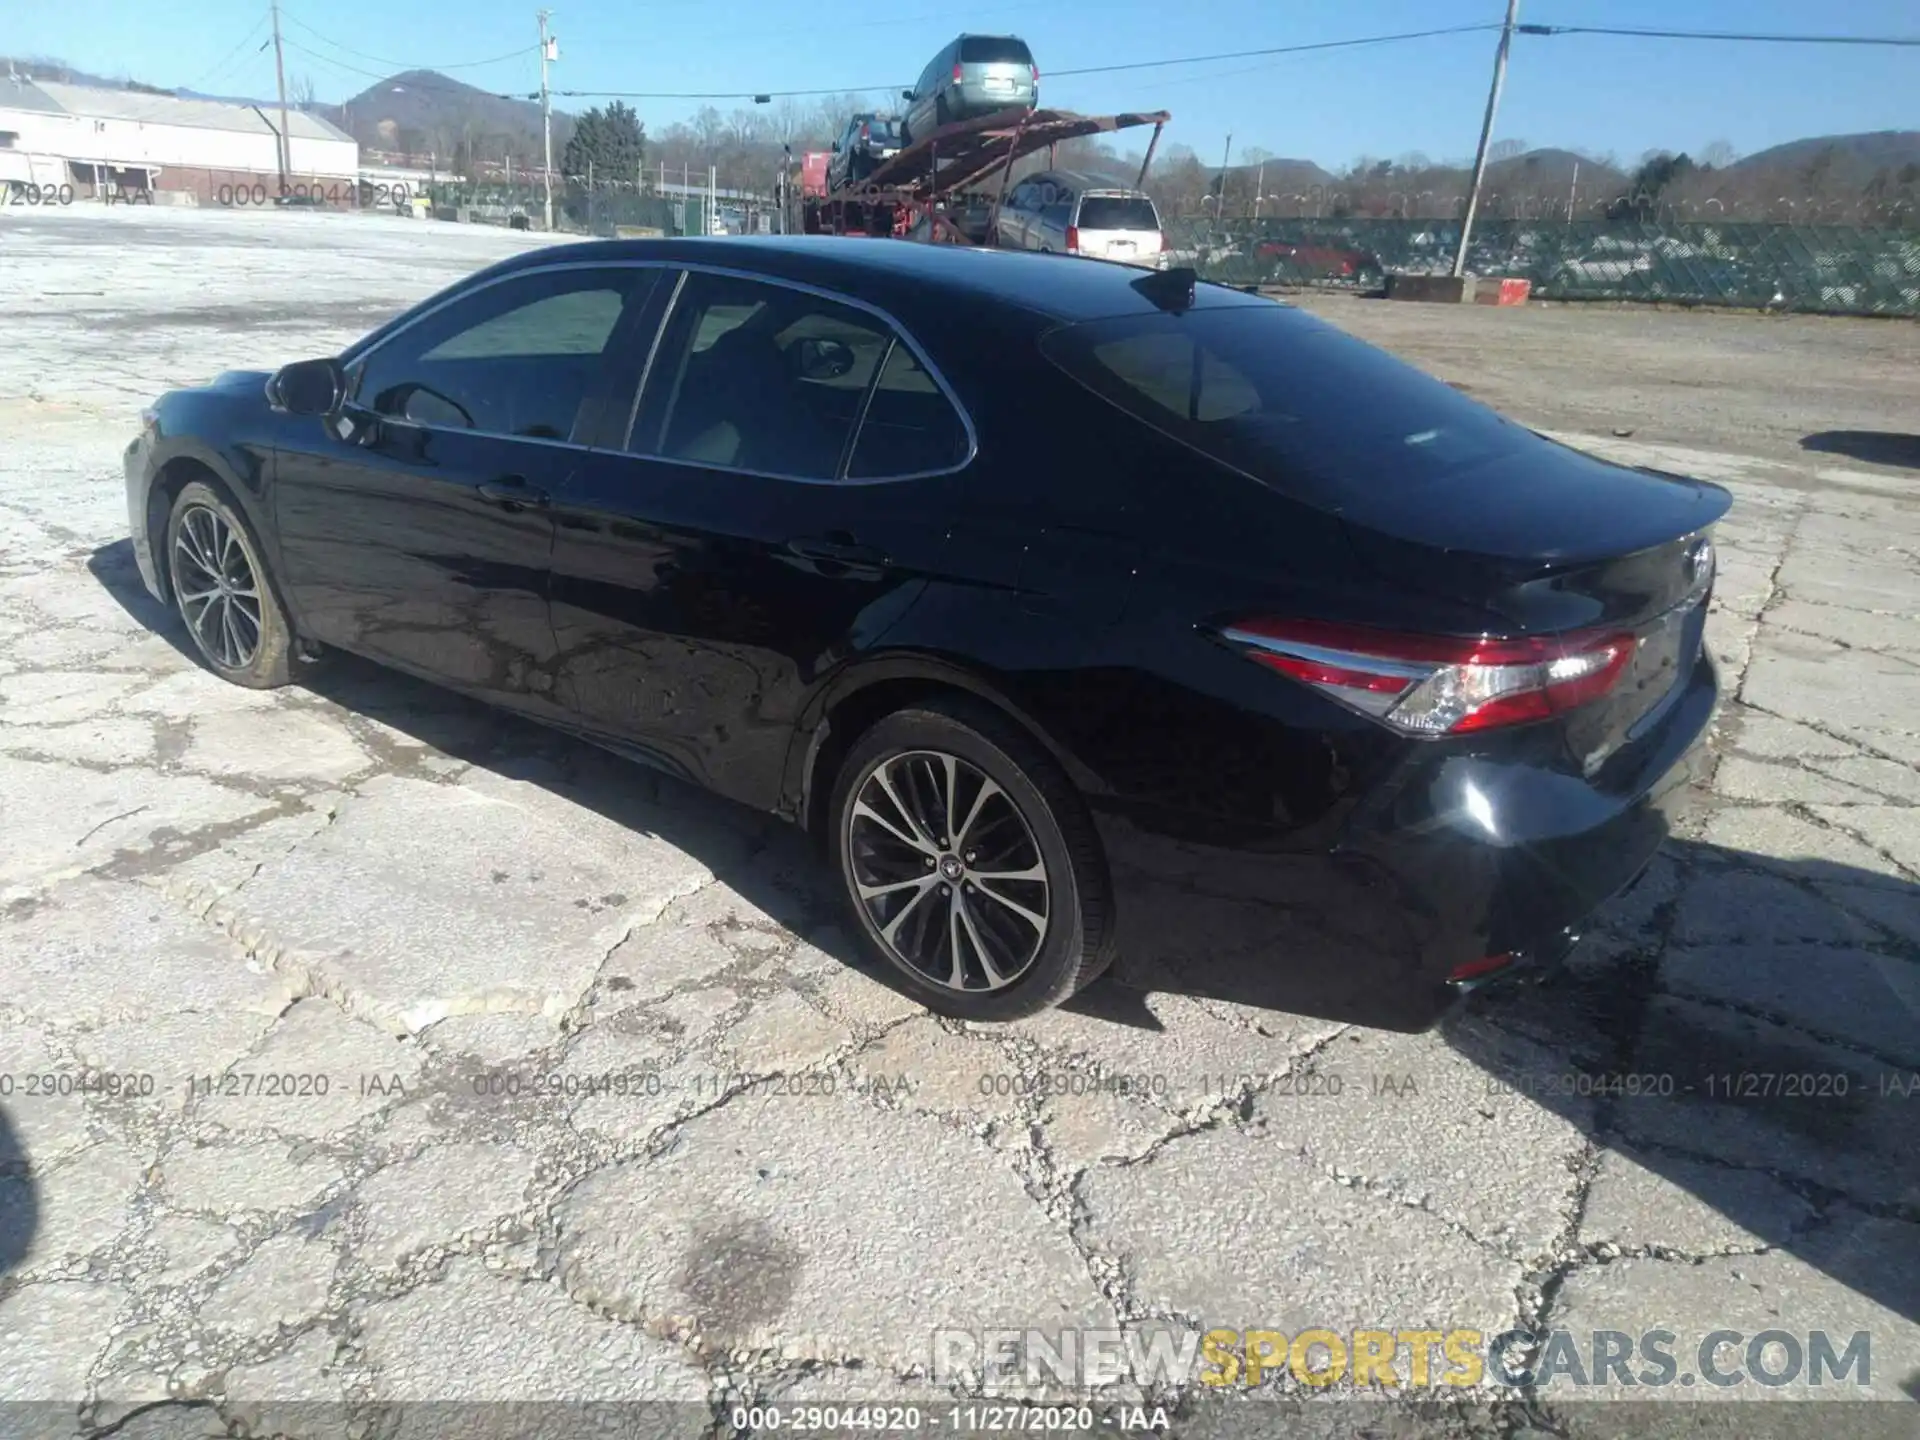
<box><xmin>477</xmin><ymin>476</ymin><xmax>550</xmax><ymax>510</ymax></box>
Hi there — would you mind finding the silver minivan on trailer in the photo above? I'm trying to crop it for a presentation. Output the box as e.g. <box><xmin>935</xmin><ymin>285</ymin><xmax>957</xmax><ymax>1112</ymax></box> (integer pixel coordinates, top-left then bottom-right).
<box><xmin>901</xmin><ymin>35</ymin><xmax>1039</xmax><ymax>145</ymax></box>
<box><xmin>992</xmin><ymin>170</ymin><xmax>1167</xmax><ymax>267</ymax></box>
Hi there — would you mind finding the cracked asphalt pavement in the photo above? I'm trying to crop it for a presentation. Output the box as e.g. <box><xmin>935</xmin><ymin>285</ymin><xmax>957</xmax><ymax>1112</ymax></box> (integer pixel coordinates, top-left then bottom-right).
<box><xmin>0</xmin><ymin>206</ymin><xmax>1917</xmax><ymax>1439</ymax></box>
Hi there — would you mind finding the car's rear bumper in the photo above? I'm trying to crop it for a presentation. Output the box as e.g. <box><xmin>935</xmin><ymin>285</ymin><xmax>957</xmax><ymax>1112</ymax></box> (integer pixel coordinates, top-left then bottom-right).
<box><xmin>124</xmin><ymin>432</ymin><xmax>165</xmax><ymax>603</ymax></box>
<box><xmin>1089</xmin><ymin>654</ymin><xmax>1718</xmax><ymax>1030</ymax></box>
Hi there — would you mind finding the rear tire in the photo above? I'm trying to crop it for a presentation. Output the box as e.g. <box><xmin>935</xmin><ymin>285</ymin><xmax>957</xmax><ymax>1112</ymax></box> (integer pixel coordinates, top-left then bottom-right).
<box><xmin>165</xmin><ymin>480</ymin><xmax>293</xmax><ymax>689</ymax></box>
<box><xmin>827</xmin><ymin>698</ymin><xmax>1114</xmax><ymax>1022</ymax></box>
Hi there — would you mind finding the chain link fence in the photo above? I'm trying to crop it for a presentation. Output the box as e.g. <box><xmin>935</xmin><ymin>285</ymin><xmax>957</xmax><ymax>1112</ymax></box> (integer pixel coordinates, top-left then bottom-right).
<box><xmin>420</xmin><ymin>179</ymin><xmax>718</xmax><ymax>237</ymax></box>
<box><xmin>1164</xmin><ymin>217</ymin><xmax>1920</xmax><ymax>316</ymax></box>
<box><xmin>418</xmin><ymin>177</ymin><xmax>790</xmax><ymax>238</ymax></box>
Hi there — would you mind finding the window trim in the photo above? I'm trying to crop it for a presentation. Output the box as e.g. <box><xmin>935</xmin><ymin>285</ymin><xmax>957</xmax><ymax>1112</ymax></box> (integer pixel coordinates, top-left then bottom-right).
<box><xmin>336</xmin><ymin>258</ymin><xmax>976</xmax><ymax>483</ymax></box>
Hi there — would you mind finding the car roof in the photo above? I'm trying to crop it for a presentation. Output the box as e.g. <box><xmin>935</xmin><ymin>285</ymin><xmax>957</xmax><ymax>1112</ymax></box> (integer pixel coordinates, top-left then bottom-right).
<box><xmin>486</xmin><ymin>236</ymin><xmax>1263</xmax><ymax>326</ymax></box>
<box><xmin>1028</xmin><ymin>169</ymin><xmax>1148</xmax><ymax>195</ymax></box>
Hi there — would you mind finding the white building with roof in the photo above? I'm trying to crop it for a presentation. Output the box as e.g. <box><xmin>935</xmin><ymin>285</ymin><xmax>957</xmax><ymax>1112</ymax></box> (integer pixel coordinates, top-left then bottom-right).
<box><xmin>0</xmin><ymin>74</ymin><xmax>358</xmax><ymax>203</ymax></box>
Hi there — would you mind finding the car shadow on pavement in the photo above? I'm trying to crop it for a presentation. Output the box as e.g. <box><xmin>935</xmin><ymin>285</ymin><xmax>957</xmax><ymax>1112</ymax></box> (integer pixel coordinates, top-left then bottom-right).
<box><xmin>0</xmin><ymin>1109</ymin><xmax>36</xmax><ymax>1281</ymax></box>
<box><xmin>1800</xmin><ymin>430</ymin><xmax>1920</xmax><ymax>470</ymax></box>
<box><xmin>89</xmin><ymin>538</ymin><xmax>1919</xmax><ymax>1332</ymax></box>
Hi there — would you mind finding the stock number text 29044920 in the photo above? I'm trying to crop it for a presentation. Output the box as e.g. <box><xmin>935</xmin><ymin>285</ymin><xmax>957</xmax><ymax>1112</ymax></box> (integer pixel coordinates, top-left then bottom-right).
<box><xmin>215</xmin><ymin>181</ymin><xmax>413</xmax><ymax>207</ymax></box>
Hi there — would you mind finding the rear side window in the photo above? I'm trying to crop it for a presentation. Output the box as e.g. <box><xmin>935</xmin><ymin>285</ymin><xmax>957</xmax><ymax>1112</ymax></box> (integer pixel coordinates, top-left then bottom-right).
<box><xmin>1076</xmin><ymin>196</ymin><xmax>1159</xmax><ymax>232</ymax></box>
<box><xmin>1040</xmin><ymin>305</ymin><xmax>1527</xmax><ymax>507</ymax></box>
<box><xmin>847</xmin><ymin>342</ymin><xmax>971</xmax><ymax>479</ymax></box>
<box><xmin>960</xmin><ymin>36</ymin><xmax>1033</xmax><ymax>64</ymax></box>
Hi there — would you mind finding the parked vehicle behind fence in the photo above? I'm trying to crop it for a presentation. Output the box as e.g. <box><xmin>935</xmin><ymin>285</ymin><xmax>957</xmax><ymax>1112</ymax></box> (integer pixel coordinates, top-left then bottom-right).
<box><xmin>995</xmin><ymin>170</ymin><xmax>1165</xmax><ymax>266</ymax></box>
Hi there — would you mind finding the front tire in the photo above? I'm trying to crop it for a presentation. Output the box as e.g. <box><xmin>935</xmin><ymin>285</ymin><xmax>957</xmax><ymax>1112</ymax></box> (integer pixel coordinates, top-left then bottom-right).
<box><xmin>828</xmin><ymin>698</ymin><xmax>1113</xmax><ymax>1021</ymax></box>
<box><xmin>165</xmin><ymin>479</ymin><xmax>293</xmax><ymax>688</ymax></box>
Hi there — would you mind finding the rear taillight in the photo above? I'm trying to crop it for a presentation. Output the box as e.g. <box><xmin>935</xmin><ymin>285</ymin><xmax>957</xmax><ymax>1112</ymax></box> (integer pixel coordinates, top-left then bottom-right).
<box><xmin>1158</xmin><ymin>231</ymin><xmax>1168</xmax><ymax>252</ymax></box>
<box><xmin>1031</xmin><ymin>63</ymin><xmax>1040</xmax><ymax>85</ymax></box>
<box><xmin>1221</xmin><ymin>618</ymin><xmax>1635</xmax><ymax>736</ymax></box>
<box><xmin>1065</xmin><ymin>224</ymin><xmax>1079</xmax><ymax>253</ymax></box>
<box><xmin>860</xmin><ymin>122</ymin><xmax>870</xmax><ymax>141</ymax></box>
<box><xmin>952</xmin><ymin>62</ymin><xmax>964</xmax><ymax>83</ymax></box>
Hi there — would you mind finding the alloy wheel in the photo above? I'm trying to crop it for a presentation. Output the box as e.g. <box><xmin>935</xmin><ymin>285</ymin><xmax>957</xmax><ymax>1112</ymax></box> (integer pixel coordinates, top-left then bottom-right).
<box><xmin>845</xmin><ymin>748</ymin><xmax>1050</xmax><ymax>992</ymax></box>
<box><xmin>172</xmin><ymin>504</ymin><xmax>262</xmax><ymax>669</ymax></box>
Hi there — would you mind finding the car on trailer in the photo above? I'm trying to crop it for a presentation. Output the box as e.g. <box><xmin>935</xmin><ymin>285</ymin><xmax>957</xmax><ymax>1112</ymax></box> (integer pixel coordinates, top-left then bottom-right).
<box><xmin>900</xmin><ymin>34</ymin><xmax>1039</xmax><ymax>145</ymax></box>
<box><xmin>827</xmin><ymin>114</ymin><xmax>905</xmax><ymax>192</ymax></box>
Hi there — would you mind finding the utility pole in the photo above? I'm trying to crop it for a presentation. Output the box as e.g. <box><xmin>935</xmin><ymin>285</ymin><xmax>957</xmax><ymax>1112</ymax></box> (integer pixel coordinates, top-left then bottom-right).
<box><xmin>269</xmin><ymin>1</ymin><xmax>293</xmax><ymax>188</ymax></box>
<box><xmin>1452</xmin><ymin>0</ymin><xmax>1519</xmax><ymax>278</ymax></box>
<box><xmin>1218</xmin><ymin>132</ymin><xmax>1232</xmax><ymax>216</ymax></box>
<box><xmin>538</xmin><ymin>10</ymin><xmax>555</xmax><ymax>230</ymax></box>
<box><xmin>1567</xmin><ymin>159</ymin><xmax>1579</xmax><ymax>221</ymax></box>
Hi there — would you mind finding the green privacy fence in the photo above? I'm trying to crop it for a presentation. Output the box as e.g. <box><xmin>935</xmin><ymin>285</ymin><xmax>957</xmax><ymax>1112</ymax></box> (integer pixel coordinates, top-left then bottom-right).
<box><xmin>1165</xmin><ymin>217</ymin><xmax>1920</xmax><ymax>317</ymax></box>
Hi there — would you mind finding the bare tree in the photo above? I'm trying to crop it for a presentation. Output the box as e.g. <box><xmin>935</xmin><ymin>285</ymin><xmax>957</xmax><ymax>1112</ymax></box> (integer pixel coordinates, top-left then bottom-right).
<box><xmin>1700</xmin><ymin>139</ymin><xmax>1737</xmax><ymax>170</ymax></box>
<box><xmin>1488</xmin><ymin>137</ymin><xmax>1528</xmax><ymax>162</ymax></box>
<box><xmin>289</xmin><ymin>72</ymin><xmax>317</xmax><ymax>110</ymax></box>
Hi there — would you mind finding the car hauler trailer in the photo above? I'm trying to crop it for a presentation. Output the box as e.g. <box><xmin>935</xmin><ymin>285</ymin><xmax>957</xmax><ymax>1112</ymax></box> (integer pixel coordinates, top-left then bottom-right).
<box><xmin>798</xmin><ymin>105</ymin><xmax>1169</xmax><ymax>247</ymax></box>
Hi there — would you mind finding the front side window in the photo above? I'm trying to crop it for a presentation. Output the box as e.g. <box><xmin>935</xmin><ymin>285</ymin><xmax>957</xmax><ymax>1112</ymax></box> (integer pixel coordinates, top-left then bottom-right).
<box><xmin>631</xmin><ymin>272</ymin><xmax>968</xmax><ymax>481</ymax></box>
<box><xmin>352</xmin><ymin>269</ymin><xmax>645</xmax><ymax>441</ymax></box>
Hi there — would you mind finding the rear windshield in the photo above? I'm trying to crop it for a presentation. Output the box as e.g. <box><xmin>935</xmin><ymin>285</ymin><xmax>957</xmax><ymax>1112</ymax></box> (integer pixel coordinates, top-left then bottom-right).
<box><xmin>1076</xmin><ymin>196</ymin><xmax>1159</xmax><ymax>232</ymax></box>
<box><xmin>861</xmin><ymin>118</ymin><xmax>902</xmax><ymax>144</ymax></box>
<box><xmin>1039</xmin><ymin>305</ymin><xmax>1528</xmax><ymax>507</ymax></box>
<box><xmin>960</xmin><ymin>36</ymin><xmax>1034</xmax><ymax>64</ymax></box>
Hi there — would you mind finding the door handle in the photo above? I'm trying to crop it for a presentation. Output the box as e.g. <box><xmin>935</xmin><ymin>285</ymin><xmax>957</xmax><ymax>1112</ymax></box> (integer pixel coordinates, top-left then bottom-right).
<box><xmin>477</xmin><ymin>476</ymin><xmax>550</xmax><ymax>509</ymax></box>
<box><xmin>786</xmin><ymin>536</ymin><xmax>884</xmax><ymax>567</ymax></box>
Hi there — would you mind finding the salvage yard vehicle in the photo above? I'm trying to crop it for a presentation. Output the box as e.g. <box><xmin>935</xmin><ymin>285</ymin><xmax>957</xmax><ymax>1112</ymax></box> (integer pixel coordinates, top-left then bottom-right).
<box><xmin>901</xmin><ymin>33</ymin><xmax>1039</xmax><ymax>145</ymax></box>
<box><xmin>827</xmin><ymin>113</ymin><xmax>904</xmax><ymax>192</ymax></box>
<box><xmin>995</xmin><ymin>170</ymin><xmax>1167</xmax><ymax>265</ymax></box>
<box><xmin>125</xmin><ymin>238</ymin><xmax>1728</xmax><ymax>1023</ymax></box>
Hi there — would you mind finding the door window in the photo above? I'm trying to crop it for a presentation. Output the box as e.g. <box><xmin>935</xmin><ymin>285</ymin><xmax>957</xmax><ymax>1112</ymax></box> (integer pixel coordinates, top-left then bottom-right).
<box><xmin>633</xmin><ymin>273</ymin><xmax>894</xmax><ymax>479</ymax></box>
<box><xmin>351</xmin><ymin>268</ymin><xmax>646</xmax><ymax>442</ymax></box>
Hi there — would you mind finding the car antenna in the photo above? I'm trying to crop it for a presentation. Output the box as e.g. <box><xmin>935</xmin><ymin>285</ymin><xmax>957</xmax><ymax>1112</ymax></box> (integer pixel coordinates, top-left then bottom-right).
<box><xmin>1133</xmin><ymin>265</ymin><xmax>1197</xmax><ymax>313</ymax></box>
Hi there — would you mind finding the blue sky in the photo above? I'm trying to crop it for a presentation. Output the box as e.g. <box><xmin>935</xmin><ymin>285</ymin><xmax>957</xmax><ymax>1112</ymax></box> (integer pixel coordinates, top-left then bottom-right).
<box><xmin>10</xmin><ymin>0</ymin><xmax>1915</xmax><ymax>167</ymax></box>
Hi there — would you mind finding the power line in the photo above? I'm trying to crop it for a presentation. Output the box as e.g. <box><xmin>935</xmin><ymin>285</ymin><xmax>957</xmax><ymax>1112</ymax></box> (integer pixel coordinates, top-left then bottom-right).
<box><xmin>179</xmin><ymin>9</ymin><xmax>272</xmax><ymax>93</ymax></box>
<box><xmin>1047</xmin><ymin>23</ymin><xmax>1505</xmax><ymax>79</ymax></box>
<box><xmin>547</xmin><ymin>22</ymin><xmax>1507</xmax><ymax>100</ymax></box>
<box><xmin>1518</xmin><ymin>23</ymin><xmax>1920</xmax><ymax>47</ymax></box>
<box><xmin>279</xmin><ymin>10</ymin><xmax>537</xmax><ymax>73</ymax></box>
<box><xmin>278</xmin><ymin>38</ymin><xmax>528</xmax><ymax>97</ymax></box>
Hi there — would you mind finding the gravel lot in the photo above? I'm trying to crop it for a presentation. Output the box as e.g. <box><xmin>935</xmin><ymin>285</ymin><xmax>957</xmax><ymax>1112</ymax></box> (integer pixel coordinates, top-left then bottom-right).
<box><xmin>1</xmin><ymin>206</ymin><xmax>1917</xmax><ymax>1439</ymax></box>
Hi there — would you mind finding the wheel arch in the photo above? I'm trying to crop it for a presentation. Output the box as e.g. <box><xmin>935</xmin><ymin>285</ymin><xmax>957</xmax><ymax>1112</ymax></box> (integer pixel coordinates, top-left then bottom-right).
<box><xmin>144</xmin><ymin>443</ymin><xmax>265</xmax><ymax>605</ymax></box>
<box><xmin>786</xmin><ymin>654</ymin><xmax>1102</xmax><ymax>844</ymax></box>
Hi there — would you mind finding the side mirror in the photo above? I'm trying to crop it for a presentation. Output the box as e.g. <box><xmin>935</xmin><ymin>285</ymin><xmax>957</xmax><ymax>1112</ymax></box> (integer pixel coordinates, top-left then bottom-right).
<box><xmin>267</xmin><ymin>357</ymin><xmax>344</xmax><ymax>417</ymax></box>
<box><xmin>901</xmin><ymin>90</ymin><xmax>915</xmax><ymax>102</ymax></box>
<box><xmin>830</xmin><ymin>142</ymin><xmax>840</xmax><ymax>153</ymax></box>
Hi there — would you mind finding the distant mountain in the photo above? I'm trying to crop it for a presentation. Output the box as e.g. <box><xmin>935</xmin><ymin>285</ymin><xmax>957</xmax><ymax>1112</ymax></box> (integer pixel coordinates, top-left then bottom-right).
<box><xmin>1215</xmin><ymin>157</ymin><xmax>1337</xmax><ymax>192</ymax></box>
<box><xmin>1488</xmin><ymin>147</ymin><xmax>1623</xmax><ymax>189</ymax></box>
<box><xmin>322</xmin><ymin>69</ymin><xmax>573</xmax><ymax>170</ymax></box>
<box><xmin>1728</xmin><ymin>130</ymin><xmax>1920</xmax><ymax>176</ymax></box>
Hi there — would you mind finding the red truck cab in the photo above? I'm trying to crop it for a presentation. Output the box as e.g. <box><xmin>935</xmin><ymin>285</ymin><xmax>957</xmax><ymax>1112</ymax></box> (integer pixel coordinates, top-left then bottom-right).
<box><xmin>801</xmin><ymin>152</ymin><xmax>831</xmax><ymax>198</ymax></box>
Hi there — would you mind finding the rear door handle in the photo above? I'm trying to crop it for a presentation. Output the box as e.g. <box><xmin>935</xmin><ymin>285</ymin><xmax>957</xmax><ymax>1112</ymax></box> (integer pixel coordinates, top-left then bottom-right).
<box><xmin>786</xmin><ymin>536</ymin><xmax>885</xmax><ymax>567</ymax></box>
<box><xmin>477</xmin><ymin>476</ymin><xmax>550</xmax><ymax>509</ymax></box>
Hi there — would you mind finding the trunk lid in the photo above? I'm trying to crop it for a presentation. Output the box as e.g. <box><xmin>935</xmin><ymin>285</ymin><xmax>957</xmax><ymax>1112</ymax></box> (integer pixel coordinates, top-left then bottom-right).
<box><xmin>1339</xmin><ymin>463</ymin><xmax>1726</xmax><ymax>777</ymax></box>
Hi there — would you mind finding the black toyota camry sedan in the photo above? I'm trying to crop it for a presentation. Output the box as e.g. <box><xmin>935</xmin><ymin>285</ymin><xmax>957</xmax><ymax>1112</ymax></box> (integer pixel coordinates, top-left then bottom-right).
<box><xmin>125</xmin><ymin>237</ymin><xmax>1728</xmax><ymax>1023</ymax></box>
